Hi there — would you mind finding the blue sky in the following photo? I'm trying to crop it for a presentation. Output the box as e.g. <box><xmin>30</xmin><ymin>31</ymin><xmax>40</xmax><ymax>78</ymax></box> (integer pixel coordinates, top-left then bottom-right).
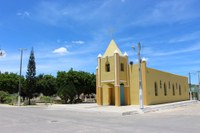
<box><xmin>0</xmin><ymin>0</ymin><xmax>200</xmax><ymax>84</ymax></box>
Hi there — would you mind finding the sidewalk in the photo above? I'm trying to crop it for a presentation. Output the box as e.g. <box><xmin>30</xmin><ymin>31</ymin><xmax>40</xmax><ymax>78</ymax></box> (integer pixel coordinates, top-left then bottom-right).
<box><xmin>46</xmin><ymin>100</ymin><xmax>198</xmax><ymax>115</ymax></box>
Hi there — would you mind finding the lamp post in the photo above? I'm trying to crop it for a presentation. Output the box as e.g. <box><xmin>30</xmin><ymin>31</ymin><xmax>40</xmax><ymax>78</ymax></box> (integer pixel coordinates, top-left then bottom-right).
<box><xmin>132</xmin><ymin>42</ymin><xmax>144</xmax><ymax>109</ymax></box>
<box><xmin>188</xmin><ymin>72</ymin><xmax>192</xmax><ymax>100</ymax></box>
<box><xmin>197</xmin><ymin>71</ymin><xmax>200</xmax><ymax>100</ymax></box>
<box><xmin>18</xmin><ymin>48</ymin><xmax>26</xmax><ymax>106</ymax></box>
<box><xmin>198</xmin><ymin>71</ymin><xmax>200</xmax><ymax>91</ymax></box>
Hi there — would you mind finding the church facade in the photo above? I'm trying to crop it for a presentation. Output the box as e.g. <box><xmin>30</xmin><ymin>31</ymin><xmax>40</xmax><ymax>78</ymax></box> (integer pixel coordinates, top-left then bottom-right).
<box><xmin>96</xmin><ymin>40</ymin><xmax>189</xmax><ymax>106</ymax></box>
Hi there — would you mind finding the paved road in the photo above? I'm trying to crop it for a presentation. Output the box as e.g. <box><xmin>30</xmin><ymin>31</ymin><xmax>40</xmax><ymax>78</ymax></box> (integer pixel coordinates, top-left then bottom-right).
<box><xmin>0</xmin><ymin>103</ymin><xmax>200</xmax><ymax>133</ymax></box>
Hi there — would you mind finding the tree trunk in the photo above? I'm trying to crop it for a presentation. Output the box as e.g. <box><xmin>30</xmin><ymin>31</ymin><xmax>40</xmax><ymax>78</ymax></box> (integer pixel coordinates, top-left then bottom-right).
<box><xmin>28</xmin><ymin>98</ymin><xmax>31</xmax><ymax>105</ymax></box>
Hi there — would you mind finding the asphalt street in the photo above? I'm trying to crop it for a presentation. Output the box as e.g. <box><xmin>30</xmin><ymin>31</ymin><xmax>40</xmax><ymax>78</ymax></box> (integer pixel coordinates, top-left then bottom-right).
<box><xmin>0</xmin><ymin>103</ymin><xmax>200</xmax><ymax>133</ymax></box>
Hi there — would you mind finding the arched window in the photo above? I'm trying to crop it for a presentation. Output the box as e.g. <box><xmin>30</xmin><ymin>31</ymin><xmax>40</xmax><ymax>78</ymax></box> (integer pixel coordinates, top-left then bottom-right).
<box><xmin>105</xmin><ymin>63</ymin><xmax>110</xmax><ymax>72</ymax></box>
<box><xmin>179</xmin><ymin>85</ymin><xmax>181</xmax><ymax>95</ymax></box>
<box><xmin>173</xmin><ymin>84</ymin><xmax>175</xmax><ymax>96</ymax></box>
<box><xmin>154</xmin><ymin>82</ymin><xmax>158</xmax><ymax>96</ymax></box>
<box><xmin>164</xmin><ymin>83</ymin><xmax>167</xmax><ymax>96</ymax></box>
<box><xmin>120</xmin><ymin>63</ymin><xmax>124</xmax><ymax>71</ymax></box>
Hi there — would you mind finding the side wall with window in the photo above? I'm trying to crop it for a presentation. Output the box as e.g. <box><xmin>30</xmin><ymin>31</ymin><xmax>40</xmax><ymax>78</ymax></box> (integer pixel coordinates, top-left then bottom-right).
<box><xmin>145</xmin><ymin>67</ymin><xmax>189</xmax><ymax>105</ymax></box>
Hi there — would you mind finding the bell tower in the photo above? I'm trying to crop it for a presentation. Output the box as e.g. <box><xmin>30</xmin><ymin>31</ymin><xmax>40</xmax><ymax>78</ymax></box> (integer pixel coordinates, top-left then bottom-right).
<box><xmin>96</xmin><ymin>40</ymin><xmax>130</xmax><ymax>106</ymax></box>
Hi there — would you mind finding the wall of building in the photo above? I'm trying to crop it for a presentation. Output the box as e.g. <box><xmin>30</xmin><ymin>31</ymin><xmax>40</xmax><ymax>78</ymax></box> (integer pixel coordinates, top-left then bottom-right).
<box><xmin>119</xmin><ymin>56</ymin><xmax>128</xmax><ymax>82</ymax></box>
<box><xmin>129</xmin><ymin>64</ymin><xmax>139</xmax><ymax>105</ymax></box>
<box><xmin>97</xmin><ymin>54</ymin><xmax>130</xmax><ymax>106</ymax></box>
<box><xmin>129</xmin><ymin>62</ymin><xmax>148</xmax><ymax>105</ymax></box>
<box><xmin>145</xmin><ymin>67</ymin><xmax>189</xmax><ymax>105</ymax></box>
<box><xmin>98</xmin><ymin>60</ymin><xmax>189</xmax><ymax>106</ymax></box>
<box><xmin>101</xmin><ymin>84</ymin><xmax>110</xmax><ymax>105</ymax></box>
<box><xmin>100</xmin><ymin>56</ymin><xmax>115</xmax><ymax>83</ymax></box>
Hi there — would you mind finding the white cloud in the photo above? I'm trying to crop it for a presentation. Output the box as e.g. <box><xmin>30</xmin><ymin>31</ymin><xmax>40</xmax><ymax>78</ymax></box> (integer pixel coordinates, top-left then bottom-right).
<box><xmin>53</xmin><ymin>47</ymin><xmax>68</xmax><ymax>55</ymax></box>
<box><xmin>72</xmin><ymin>40</ymin><xmax>85</xmax><ymax>44</ymax></box>
<box><xmin>34</xmin><ymin>1</ymin><xmax>114</xmax><ymax>26</ymax></box>
<box><xmin>132</xmin><ymin>0</ymin><xmax>199</xmax><ymax>26</ymax></box>
<box><xmin>153</xmin><ymin>43</ymin><xmax>200</xmax><ymax>56</ymax></box>
<box><xmin>169</xmin><ymin>31</ymin><xmax>200</xmax><ymax>43</ymax></box>
<box><xmin>17</xmin><ymin>11</ymin><xmax>31</xmax><ymax>18</ymax></box>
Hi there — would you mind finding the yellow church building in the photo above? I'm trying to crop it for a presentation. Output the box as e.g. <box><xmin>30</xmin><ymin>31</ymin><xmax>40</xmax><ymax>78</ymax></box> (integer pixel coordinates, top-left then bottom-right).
<box><xmin>96</xmin><ymin>40</ymin><xmax>189</xmax><ymax>106</ymax></box>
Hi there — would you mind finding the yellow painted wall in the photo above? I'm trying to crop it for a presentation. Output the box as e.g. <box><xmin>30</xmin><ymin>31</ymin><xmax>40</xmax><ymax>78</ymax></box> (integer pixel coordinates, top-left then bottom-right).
<box><xmin>98</xmin><ymin>59</ymin><xmax>189</xmax><ymax>106</ymax></box>
<box><xmin>100</xmin><ymin>56</ymin><xmax>115</xmax><ymax>83</ymax></box>
<box><xmin>124</xmin><ymin>86</ymin><xmax>130</xmax><ymax>105</ymax></box>
<box><xmin>110</xmin><ymin>87</ymin><xmax>115</xmax><ymax>105</ymax></box>
<box><xmin>99</xmin><ymin>55</ymin><xmax>129</xmax><ymax>106</ymax></box>
<box><xmin>141</xmin><ymin>61</ymin><xmax>148</xmax><ymax>105</ymax></box>
<box><xmin>145</xmin><ymin>67</ymin><xmax>189</xmax><ymax>105</ymax></box>
<box><xmin>119</xmin><ymin>56</ymin><xmax>128</xmax><ymax>81</ymax></box>
<box><xmin>129</xmin><ymin>62</ymin><xmax>148</xmax><ymax>105</ymax></box>
<box><xmin>102</xmin><ymin>84</ymin><xmax>111</xmax><ymax>105</ymax></box>
<box><xmin>129</xmin><ymin>64</ymin><xmax>139</xmax><ymax>105</ymax></box>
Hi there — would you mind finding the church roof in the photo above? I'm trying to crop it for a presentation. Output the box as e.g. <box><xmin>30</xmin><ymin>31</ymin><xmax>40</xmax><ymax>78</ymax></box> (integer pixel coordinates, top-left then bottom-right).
<box><xmin>103</xmin><ymin>39</ymin><xmax>123</xmax><ymax>57</ymax></box>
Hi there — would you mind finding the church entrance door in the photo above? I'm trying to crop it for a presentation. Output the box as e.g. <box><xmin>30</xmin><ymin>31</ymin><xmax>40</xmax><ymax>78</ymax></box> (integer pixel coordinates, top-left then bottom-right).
<box><xmin>120</xmin><ymin>84</ymin><xmax>125</xmax><ymax>105</ymax></box>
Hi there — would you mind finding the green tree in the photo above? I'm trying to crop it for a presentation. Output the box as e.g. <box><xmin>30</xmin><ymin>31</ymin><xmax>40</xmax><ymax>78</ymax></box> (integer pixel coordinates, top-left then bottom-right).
<box><xmin>57</xmin><ymin>81</ymin><xmax>77</xmax><ymax>104</ymax></box>
<box><xmin>0</xmin><ymin>72</ymin><xmax>19</xmax><ymax>94</ymax></box>
<box><xmin>67</xmin><ymin>69</ymin><xmax>82</xmax><ymax>99</ymax></box>
<box><xmin>36</xmin><ymin>74</ymin><xmax>56</xmax><ymax>96</ymax></box>
<box><xmin>25</xmin><ymin>48</ymin><xmax>36</xmax><ymax>105</ymax></box>
<box><xmin>35</xmin><ymin>74</ymin><xmax>44</xmax><ymax>95</ymax></box>
<box><xmin>84</xmin><ymin>73</ymin><xmax>96</xmax><ymax>95</ymax></box>
<box><xmin>56</xmin><ymin>71</ymin><xmax>77</xmax><ymax>103</ymax></box>
<box><xmin>61</xmin><ymin>69</ymin><xmax>96</xmax><ymax>100</ymax></box>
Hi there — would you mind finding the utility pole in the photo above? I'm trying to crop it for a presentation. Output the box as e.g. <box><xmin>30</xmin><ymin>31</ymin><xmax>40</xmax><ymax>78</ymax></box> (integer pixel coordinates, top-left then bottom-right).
<box><xmin>198</xmin><ymin>71</ymin><xmax>200</xmax><ymax>90</ymax></box>
<box><xmin>188</xmin><ymin>72</ymin><xmax>192</xmax><ymax>100</ymax></box>
<box><xmin>18</xmin><ymin>48</ymin><xmax>27</xmax><ymax>106</ymax></box>
<box><xmin>132</xmin><ymin>42</ymin><xmax>144</xmax><ymax>109</ymax></box>
<box><xmin>198</xmin><ymin>71</ymin><xmax>200</xmax><ymax>100</ymax></box>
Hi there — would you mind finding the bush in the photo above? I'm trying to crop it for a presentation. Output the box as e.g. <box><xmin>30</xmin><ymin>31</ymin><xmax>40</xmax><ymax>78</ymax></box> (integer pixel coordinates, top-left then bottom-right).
<box><xmin>4</xmin><ymin>95</ymin><xmax>14</xmax><ymax>104</ymax></box>
<box><xmin>39</xmin><ymin>96</ymin><xmax>52</xmax><ymax>103</ymax></box>
<box><xmin>0</xmin><ymin>91</ymin><xmax>17</xmax><ymax>105</ymax></box>
<box><xmin>0</xmin><ymin>91</ymin><xmax>9</xmax><ymax>103</ymax></box>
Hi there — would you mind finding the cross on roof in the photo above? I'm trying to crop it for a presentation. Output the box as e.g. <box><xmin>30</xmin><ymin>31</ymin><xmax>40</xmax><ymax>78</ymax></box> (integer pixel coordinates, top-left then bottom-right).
<box><xmin>108</xmin><ymin>28</ymin><xmax>115</xmax><ymax>38</ymax></box>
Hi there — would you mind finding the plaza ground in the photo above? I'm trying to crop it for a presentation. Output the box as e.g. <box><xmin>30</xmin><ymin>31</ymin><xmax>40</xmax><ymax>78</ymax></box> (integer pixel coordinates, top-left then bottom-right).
<box><xmin>0</xmin><ymin>101</ymin><xmax>200</xmax><ymax>133</ymax></box>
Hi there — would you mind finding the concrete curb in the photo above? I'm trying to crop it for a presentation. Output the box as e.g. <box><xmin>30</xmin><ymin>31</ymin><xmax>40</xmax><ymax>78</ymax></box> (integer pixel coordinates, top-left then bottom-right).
<box><xmin>122</xmin><ymin>100</ymin><xmax>198</xmax><ymax>115</ymax></box>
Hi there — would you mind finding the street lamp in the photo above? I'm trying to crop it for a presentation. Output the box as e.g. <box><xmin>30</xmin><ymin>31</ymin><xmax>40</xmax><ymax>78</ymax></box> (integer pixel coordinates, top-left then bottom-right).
<box><xmin>132</xmin><ymin>42</ymin><xmax>144</xmax><ymax>109</ymax></box>
<box><xmin>18</xmin><ymin>48</ymin><xmax>27</xmax><ymax>106</ymax></box>
<box><xmin>188</xmin><ymin>72</ymin><xmax>192</xmax><ymax>100</ymax></box>
<box><xmin>198</xmin><ymin>71</ymin><xmax>200</xmax><ymax>92</ymax></box>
